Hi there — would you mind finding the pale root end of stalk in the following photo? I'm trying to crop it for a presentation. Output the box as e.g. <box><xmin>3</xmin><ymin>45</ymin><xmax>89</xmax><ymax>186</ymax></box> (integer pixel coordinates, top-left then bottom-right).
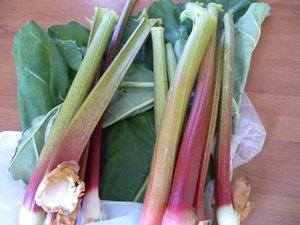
<box><xmin>198</xmin><ymin>220</ymin><xmax>210</xmax><ymax>225</ymax></box>
<box><xmin>35</xmin><ymin>161</ymin><xmax>85</xmax><ymax>215</ymax></box>
<box><xmin>81</xmin><ymin>188</ymin><xmax>108</xmax><ymax>223</ymax></box>
<box><xmin>232</xmin><ymin>177</ymin><xmax>254</xmax><ymax>221</ymax></box>
<box><xmin>19</xmin><ymin>206</ymin><xmax>46</xmax><ymax>225</ymax></box>
<box><xmin>161</xmin><ymin>207</ymin><xmax>196</xmax><ymax>225</ymax></box>
<box><xmin>53</xmin><ymin>199</ymin><xmax>82</xmax><ymax>225</ymax></box>
<box><xmin>217</xmin><ymin>205</ymin><xmax>239</xmax><ymax>225</ymax></box>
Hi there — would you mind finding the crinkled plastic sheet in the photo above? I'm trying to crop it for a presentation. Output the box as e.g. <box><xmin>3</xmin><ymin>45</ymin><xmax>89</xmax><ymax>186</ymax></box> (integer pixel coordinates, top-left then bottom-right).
<box><xmin>0</xmin><ymin>93</ymin><xmax>266</xmax><ymax>225</ymax></box>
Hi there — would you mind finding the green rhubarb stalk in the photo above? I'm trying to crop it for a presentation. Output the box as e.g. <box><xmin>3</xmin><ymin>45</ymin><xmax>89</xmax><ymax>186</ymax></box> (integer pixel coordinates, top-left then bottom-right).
<box><xmin>215</xmin><ymin>12</ymin><xmax>239</xmax><ymax>225</ymax></box>
<box><xmin>87</xmin><ymin>7</ymin><xmax>106</xmax><ymax>46</ymax></box>
<box><xmin>34</xmin><ymin>12</ymin><xmax>161</xmax><ymax>214</ymax></box>
<box><xmin>151</xmin><ymin>27</ymin><xmax>168</xmax><ymax>131</ymax></box>
<box><xmin>20</xmin><ymin>8</ymin><xmax>118</xmax><ymax>225</ymax></box>
<box><xmin>165</xmin><ymin>43</ymin><xmax>177</xmax><ymax>84</ymax></box>
<box><xmin>140</xmin><ymin>3</ymin><xmax>217</xmax><ymax>225</ymax></box>
<box><xmin>133</xmin><ymin>27</ymin><xmax>169</xmax><ymax>202</ymax></box>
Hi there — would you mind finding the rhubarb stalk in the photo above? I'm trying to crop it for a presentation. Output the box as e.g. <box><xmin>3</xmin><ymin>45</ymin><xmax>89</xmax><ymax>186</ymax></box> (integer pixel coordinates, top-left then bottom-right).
<box><xmin>194</xmin><ymin>33</ymin><xmax>224</xmax><ymax>223</ymax></box>
<box><xmin>19</xmin><ymin>8</ymin><xmax>118</xmax><ymax>225</ymax></box>
<box><xmin>133</xmin><ymin>26</ymin><xmax>168</xmax><ymax>202</ymax></box>
<box><xmin>82</xmin><ymin>1</ymin><xmax>136</xmax><ymax>222</ymax></box>
<box><xmin>140</xmin><ymin>3</ymin><xmax>217</xmax><ymax>225</ymax></box>
<box><xmin>81</xmin><ymin>125</ymin><xmax>108</xmax><ymax>223</ymax></box>
<box><xmin>34</xmin><ymin>12</ymin><xmax>160</xmax><ymax>215</ymax></box>
<box><xmin>161</xmin><ymin>4</ymin><xmax>221</xmax><ymax>225</ymax></box>
<box><xmin>165</xmin><ymin>43</ymin><xmax>177</xmax><ymax>84</ymax></box>
<box><xmin>151</xmin><ymin>26</ymin><xmax>168</xmax><ymax>130</ymax></box>
<box><xmin>215</xmin><ymin>12</ymin><xmax>239</xmax><ymax>225</ymax></box>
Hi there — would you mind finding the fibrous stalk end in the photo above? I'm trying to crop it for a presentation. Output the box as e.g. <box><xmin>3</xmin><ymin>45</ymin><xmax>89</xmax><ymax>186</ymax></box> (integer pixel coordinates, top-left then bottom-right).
<box><xmin>35</xmin><ymin>161</ymin><xmax>85</xmax><ymax>215</ymax></box>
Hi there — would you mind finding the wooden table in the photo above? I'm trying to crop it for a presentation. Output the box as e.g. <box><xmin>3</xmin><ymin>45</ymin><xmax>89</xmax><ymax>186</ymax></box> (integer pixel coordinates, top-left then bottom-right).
<box><xmin>0</xmin><ymin>0</ymin><xmax>299</xmax><ymax>224</ymax></box>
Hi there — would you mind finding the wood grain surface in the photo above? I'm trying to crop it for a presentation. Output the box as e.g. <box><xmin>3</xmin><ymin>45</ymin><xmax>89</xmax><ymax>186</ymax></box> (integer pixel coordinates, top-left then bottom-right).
<box><xmin>0</xmin><ymin>0</ymin><xmax>299</xmax><ymax>224</ymax></box>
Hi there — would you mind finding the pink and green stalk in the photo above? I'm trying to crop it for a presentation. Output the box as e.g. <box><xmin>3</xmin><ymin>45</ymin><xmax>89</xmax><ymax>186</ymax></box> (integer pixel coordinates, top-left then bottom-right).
<box><xmin>194</xmin><ymin>34</ymin><xmax>223</xmax><ymax>223</ymax></box>
<box><xmin>82</xmin><ymin>1</ymin><xmax>136</xmax><ymax>222</ymax></box>
<box><xmin>215</xmin><ymin>12</ymin><xmax>239</xmax><ymax>225</ymax></box>
<box><xmin>19</xmin><ymin>8</ymin><xmax>118</xmax><ymax>225</ymax></box>
<box><xmin>133</xmin><ymin>25</ymin><xmax>168</xmax><ymax>203</ymax></box>
<box><xmin>161</xmin><ymin>3</ymin><xmax>221</xmax><ymax>225</ymax></box>
<box><xmin>34</xmin><ymin>12</ymin><xmax>160</xmax><ymax>215</ymax></box>
<box><xmin>140</xmin><ymin>3</ymin><xmax>217</xmax><ymax>225</ymax></box>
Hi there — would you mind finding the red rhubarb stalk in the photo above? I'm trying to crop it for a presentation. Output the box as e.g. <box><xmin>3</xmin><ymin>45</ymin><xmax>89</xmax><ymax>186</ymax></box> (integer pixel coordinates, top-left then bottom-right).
<box><xmin>81</xmin><ymin>1</ymin><xmax>136</xmax><ymax>222</ymax></box>
<box><xmin>215</xmin><ymin>12</ymin><xmax>239</xmax><ymax>225</ymax></box>
<box><xmin>193</xmin><ymin>32</ymin><xmax>224</xmax><ymax>224</ymax></box>
<box><xmin>34</xmin><ymin>12</ymin><xmax>160</xmax><ymax>215</ymax></box>
<box><xmin>140</xmin><ymin>3</ymin><xmax>217</xmax><ymax>225</ymax></box>
<box><xmin>81</xmin><ymin>125</ymin><xmax>108</xmax><ymax>223</ymax></box>
<box><xmin>161</xmin><ymin>3</ymin><xmax>221</xmax><ymax>225</ymax></box>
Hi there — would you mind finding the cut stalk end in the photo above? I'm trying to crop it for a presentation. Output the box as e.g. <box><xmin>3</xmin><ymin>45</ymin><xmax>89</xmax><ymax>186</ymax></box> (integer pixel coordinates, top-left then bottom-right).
<box><xmin>162</xmin><ymin>206</ymin><xmax>196</xmax><ymax>225</ymax></box>
<box><xmin>35</xmin><ymin>161</ymin><xmax>84</xmax><ymax>214</ymax></box>
<box><xmin>81</xmin><ymin>188</ymin><xmax>108</xmax><ymax>223</ymax></box>
<box><xmin>198</xmin><ymin>220</ymin><xmax>210</xmax><ymax>225</ymax></box>
<box><xmin>19</xmin><ymin>206</ymin><xmax>46</xmax><ymax>225</ymax></box>
<box><xmin>217</xmin><ymin>204</ymin><xmax>239</xmax><ymax>225</ymax></box>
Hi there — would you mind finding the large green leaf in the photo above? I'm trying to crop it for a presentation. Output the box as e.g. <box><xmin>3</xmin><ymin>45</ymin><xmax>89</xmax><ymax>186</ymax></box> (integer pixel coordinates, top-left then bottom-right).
<box><xmin>100</xmin><ymin>110</ymin><xmax>155</xmax><ymax>201</ymax></box>
<box><xmin>234</xmin><ymin>2</ymin><xmax>271</xmax><ymax>106</ymax></box>
<box><xmin>103</xmin><ymin>64</ymin><xmax>154</xmax><ymax>127</ymax></box>
<box><xmin>233</xmin><ymin>2</ymin><xmax>270</xmax><ymax>130</ymax></box>
<box><xmin>9</xmin><ymin>105</ymin><xmax>61</xmax><ymax>183</ymax></box>
<box><xmin>13</xmin><ymin>21</ymin><xmax>71</xmax><ymax>128</ymax></box>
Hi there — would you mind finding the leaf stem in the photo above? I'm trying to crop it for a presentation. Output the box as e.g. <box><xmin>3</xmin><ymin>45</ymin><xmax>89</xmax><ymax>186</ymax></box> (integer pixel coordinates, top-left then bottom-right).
<box><xmin>151</xmin><ymin>27</ymin><xmax>168</xmax><ymax>131</ymax></box>
<box><xmin>165</xmin><ymin>43</ymin><xmax>177</xmax><ymax>84</ymax></box>
<box><xmin>215</xmin><ymin>12</ymin><xmax>239</xmax><ymax>225</ymax></box>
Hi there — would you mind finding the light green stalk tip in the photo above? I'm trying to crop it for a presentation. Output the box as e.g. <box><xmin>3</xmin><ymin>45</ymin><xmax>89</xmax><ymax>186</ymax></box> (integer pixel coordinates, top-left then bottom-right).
<box><xmin>207</xmin><ymin>3</ymin><xmax>223</xmax><ymax>16</ymax></box>
<box><xmin>151</xmin><ymin>26</ymin><xmax>168</xmax><ymax>131</ymax></box>
<box><xmin>180</xmin><ymin>2</ymin><xmax>206</xmax><ymax>23</ymax></box>
<box><xmin>88</xmin><ymin>8</ymin><xmax>119</xmax><ymax>46</ymax></box>
<box><xmin>165</xmin><ymin>43</ymin><xmax>177</xmax><ymax>85</ymax></box>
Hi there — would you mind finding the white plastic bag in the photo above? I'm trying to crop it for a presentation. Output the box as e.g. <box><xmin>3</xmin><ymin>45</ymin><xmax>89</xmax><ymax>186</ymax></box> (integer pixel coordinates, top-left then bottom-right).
<box><xmin>0</xmin><ymin>94</ymin><xmax>266</xmax><ymax>225</ymax></box>
<box><xmin>231</xmin><ymin>94</ymin><xmax>266</xmax><ymax>168</ymax></box>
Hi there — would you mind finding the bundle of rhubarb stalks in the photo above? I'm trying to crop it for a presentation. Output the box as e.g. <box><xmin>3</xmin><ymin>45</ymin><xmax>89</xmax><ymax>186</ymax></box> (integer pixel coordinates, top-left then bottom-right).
<box><xmin>10</xmin><ymin>0</ymin><xmax>270</xmax><ymax>224</ymax></box>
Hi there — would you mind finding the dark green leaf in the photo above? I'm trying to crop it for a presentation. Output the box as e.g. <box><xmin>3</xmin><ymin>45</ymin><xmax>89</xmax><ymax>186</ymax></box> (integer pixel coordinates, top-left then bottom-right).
<box><xmin>48</xmin><ymin>21</ymin><xmax>90</xmax><ymax>73</ymax></box>
<box><xmin>54</xmin><ymin>40</ymin><xmax>83</xmax><ymax>71</ymax></box>
<box><xmin>103</xmin><ymin>64</ymin><xmax>154</xmax><ymax>127</ymax></box>
<box><xmin>48</xmin><ymin>21</ymin><xmax>90</xmax><ymax>48</ymax></box>
<box><xmin>13</xmin><ymin>21</ymin><xmax>70</xmax><ymax>128</ymax></box>
<box><xmin>100</xmin><ymin>110</ymin><xmax>155</xmax><ymax>201</ymax></box>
